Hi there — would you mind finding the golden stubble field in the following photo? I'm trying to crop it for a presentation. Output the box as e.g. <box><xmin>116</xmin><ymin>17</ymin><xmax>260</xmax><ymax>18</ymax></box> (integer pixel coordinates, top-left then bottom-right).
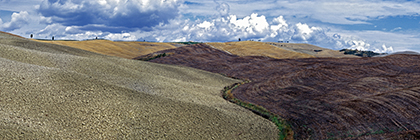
<box><xmin>34</xmin><ymin>39</ymin><xmax>178</xmax><ymax>59</ymax></box>
<box><xmin>34</xmin><ymin>37</ymin><xmax>357</xmax><ymax>60</ymax></box>
<box><xmin>207</xmin><ymin>41</ymin><xmax>315</xmax><ymax>59</ymax></box>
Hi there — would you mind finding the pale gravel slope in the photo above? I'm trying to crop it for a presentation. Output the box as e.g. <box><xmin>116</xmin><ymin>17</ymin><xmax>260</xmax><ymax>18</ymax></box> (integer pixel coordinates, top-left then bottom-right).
<box><xmin>0</xmin><ymin>32</ymin><xmax>278</xmax><ymax>139</ymax></box>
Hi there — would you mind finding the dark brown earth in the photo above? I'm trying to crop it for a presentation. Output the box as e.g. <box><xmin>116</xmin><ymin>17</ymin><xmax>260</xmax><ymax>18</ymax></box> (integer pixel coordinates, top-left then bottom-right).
<box><xmin>135</xmin><ymin>44</ymin><xmax>420</xmax><ymax>139</ymax></box>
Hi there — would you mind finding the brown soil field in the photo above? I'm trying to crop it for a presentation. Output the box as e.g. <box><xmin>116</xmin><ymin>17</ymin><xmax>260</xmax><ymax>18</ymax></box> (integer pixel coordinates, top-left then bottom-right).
<box><xmin>34</xmin><ymin>39</ymin><xmax>178</xmax><ymax>59</ymax></box>
<box><xmin>0</xmin><ymin>32</ymin><xmax>278</xmax><ymax>139</ymax></box>
<box><xmin>207</xmin><ymin>41</ymin><xmax>315</xmax><ymax>59</ymax></box>
<box><xmin>137</xmin><ymin>44</ymin><xmax>420</xmax><ymax>139</ymax></box>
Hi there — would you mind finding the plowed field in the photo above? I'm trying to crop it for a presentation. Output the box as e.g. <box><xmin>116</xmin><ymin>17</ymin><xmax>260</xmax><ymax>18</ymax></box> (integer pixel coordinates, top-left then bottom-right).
<box><xmin>136</xmin><ymin>44</ymin><xmax>420</xmax><ymax>139</ymax></box>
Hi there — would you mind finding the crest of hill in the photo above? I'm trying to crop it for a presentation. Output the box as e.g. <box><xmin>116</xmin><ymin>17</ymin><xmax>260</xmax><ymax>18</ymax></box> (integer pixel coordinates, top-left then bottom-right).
<box><xmin>374</xmin><ymin>51</ymin><xmax>420</xmax><ymax>57</ymax></box>
<box><xmin>207</xmin><ymin>41</ymin><xmax>315</xmax><ymax>59</ymax></box>
<box><xmin>34</xmin><ymin>39</ymin><xmax>177</xmax><ymax>59</ymax></box>
<box><xmin>0</xmin><ymin>31</ymin><xmax>26</xmax><ymax>39</ymax></box>
<box><xmin>0</xmin><ymin>32</ymin><xmax>278</xmax><ymax>139</ymax></box>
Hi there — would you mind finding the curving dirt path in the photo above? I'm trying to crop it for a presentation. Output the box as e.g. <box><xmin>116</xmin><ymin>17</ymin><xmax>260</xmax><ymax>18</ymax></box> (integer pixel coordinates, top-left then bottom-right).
<box><xmin>137</xmin><ymin>43</ymin><xmax>420</xmax><ymax>139</ymax></box>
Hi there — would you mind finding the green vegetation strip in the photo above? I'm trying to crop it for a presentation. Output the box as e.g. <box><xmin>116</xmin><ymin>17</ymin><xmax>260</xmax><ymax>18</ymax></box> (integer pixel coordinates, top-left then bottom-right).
<box><xmin>138</xmin><ymin>53</ymin><xmax>170</xmax><ymax>61</ymax></box>
<box><xmin>222</xmin><ymin>81</ymin><xmax>294</xmax><ymax>140</ymax></box>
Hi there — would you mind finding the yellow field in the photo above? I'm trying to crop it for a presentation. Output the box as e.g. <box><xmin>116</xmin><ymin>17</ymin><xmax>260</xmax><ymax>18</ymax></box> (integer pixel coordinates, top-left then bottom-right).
<box><xmin>207</xmin><ymin>41</ymin><xmax>316</xmax><ymax>59</ymax></box>
<box><xmin>34</xmin><ymin>39</ymin><xmax>357</xmax><ymax>60</ymax></box>
<box><xmin>267</xmin><ymin>42</ymin><xmax>360</xmax><ymax>58</ymax></box>
<box><xmin>34</xmin><ymin>40</ymin><xmax>177</xmax><ymax>59</ymax></box>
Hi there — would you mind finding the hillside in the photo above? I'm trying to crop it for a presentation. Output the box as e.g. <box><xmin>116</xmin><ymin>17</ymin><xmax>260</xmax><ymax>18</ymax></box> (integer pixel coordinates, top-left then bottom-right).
<box><xmin>35</xmin><ymin>38</ymin><xmax>356</xmax><ymax>60</ymax></box>
<box><xmin>206</xmin><ymin>41</ymin><xmax>358</xmax><ymax>59</ymax></box>
<box><xmin>0</xmin><ymin>32</ymin><xmax>278</xmax><ymax>139</ymax></box>
<box><xmin>137</xmin><ymin>43</ymin><xmax>420</xmax><ymax>139</ymax></box>
<box><xmin>267</xmin><ymin>42</ymin><xmax>360</xmax><ymax>58</ymax></box>
<box><xmin>34</xmin><ymin>39</ymin><xmax>178</xmax><ymax>59</ymax></box>
<box><xmin>207</xmin><ymin>41</ymin><xmax>315</xmax><ymax>59</ymax></box>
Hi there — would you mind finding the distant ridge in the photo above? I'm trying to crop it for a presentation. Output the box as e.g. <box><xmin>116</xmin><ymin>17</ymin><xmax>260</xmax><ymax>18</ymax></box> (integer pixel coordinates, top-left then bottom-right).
<box><xmin>34</xmin><ymin>36</ymin><xmax>358</xmax><ymax>60</ymax></box>
<box><xmin>372</xmin><ymin>51</ymin><xmax>419</xmax><ymax>57</ymax></box>
<box><xmin>388</xmin><ymin>51</ymin><xmax>419</xmax><ymax>55</ymax></box>
<box><xmin>267</xmin><ymin>42</ymin><xmax>360</xmax><ymax>58</ymax></box>
<box><xmin>207</xmin><ymin>41</ymin><xmax>315</xmax><ymax>59</ymax></box>
<box><xmin>206</xmin><ymin>41</ymin><xmax>359</xmax><ymax>59</ymax></box>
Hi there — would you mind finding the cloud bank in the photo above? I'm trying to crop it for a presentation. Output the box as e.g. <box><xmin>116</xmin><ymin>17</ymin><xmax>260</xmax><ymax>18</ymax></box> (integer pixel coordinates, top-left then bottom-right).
<box><xmin>0</xmin><ymin>11</ymin><xmax>30</xmax><ymax>31</ymax></box>
<box><xmin>5</xmin><ymin>0</ymin><xmax>419</xmax><ymax>53</ymax></box>
<box><xmin>38</xmin><ymin>0</ymin><xmax>182</xmax><ymax>31</ymax></box>
<box><xmin>138</xmin><ymin>13</ymin><xmax>394</xmax><ymax>53</ymax></box>
<box><xmin>32</xmin><ymin>12</ymin><xmax>394</xmax><ymax>53</ymax></box>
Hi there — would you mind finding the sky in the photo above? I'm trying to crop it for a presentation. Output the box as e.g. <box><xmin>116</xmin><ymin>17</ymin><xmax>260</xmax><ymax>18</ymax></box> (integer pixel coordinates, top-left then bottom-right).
<box><xmin>1</xmin><ymin>0</ymin><xmax>420</xmax><ymax>53</ymax></box>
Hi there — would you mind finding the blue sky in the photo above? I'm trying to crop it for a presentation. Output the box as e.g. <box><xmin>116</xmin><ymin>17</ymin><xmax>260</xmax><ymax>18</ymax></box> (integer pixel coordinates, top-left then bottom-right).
<box><xmin>0</xmin><ymin>0</ymin><xmax>420</xmax><ymax>53</ymax></box>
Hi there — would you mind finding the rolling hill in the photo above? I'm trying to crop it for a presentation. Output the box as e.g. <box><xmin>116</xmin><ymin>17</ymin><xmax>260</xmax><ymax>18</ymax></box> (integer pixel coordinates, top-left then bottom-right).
<box><xmin>33</xmin><ymin>39</ymin><xmax>178</xmax><ymax>59</ymax></box>
<box><xmin>35</xmin><ymin>37</ymin><xmax>358</xmax><ymax>60</ymax></box>
<box><xmin>0</xmin><ymin>32</ymin><xmax>278</xmax><ymax>139</ymax></box>
<box><xmin>207</xmin><ymin>41</ymin><xmax>315</xmax><ymax>59</ymax></box>
<box><xmin>267</xmin><ymin>42</ymin><xmax>360</xmax><ymax>58</ymax></box>
<box><xmin>206</xmin><ymin>41</ymin><xmax>359</xmax><ymax>59</ymax></box>
<box><xmin>137</xmin><ymin>43</ymin><xmax>420</xmax><ymax>139</ymax></box>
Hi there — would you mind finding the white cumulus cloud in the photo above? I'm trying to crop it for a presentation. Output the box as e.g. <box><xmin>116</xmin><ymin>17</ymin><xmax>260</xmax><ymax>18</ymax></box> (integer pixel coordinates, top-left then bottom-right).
<box><xmin>38</xmin><ymin>0</ymin><xmax>182</xmax><ymax>30</ymax></box>
<box><xmin>0</xmin><ymin>11</ymin><xmax>30</xmax><ymax>31</ymax></box>
<box><xmin>30</xmin><ymin>11</ymin><xmax>395</xmax><ymax>53</ymax></box>
<box><xmin>140</xmin><ymin>13</ymin><xmax>394</xmax><ymax>53</ymax></box>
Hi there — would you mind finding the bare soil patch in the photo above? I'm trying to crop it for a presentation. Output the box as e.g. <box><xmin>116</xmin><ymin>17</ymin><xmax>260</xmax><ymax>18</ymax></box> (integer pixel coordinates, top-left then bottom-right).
<box><xmin>137</xmin><ymin>44</ymin><xmax>420</xmax><ymax>139</ymax></box>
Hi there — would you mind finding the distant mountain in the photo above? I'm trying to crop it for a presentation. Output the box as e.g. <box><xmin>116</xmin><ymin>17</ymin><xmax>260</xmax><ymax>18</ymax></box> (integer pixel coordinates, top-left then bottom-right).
<box><xmin>387</xmin><ymin>51</ymin><xmax>420</xmax><ymax>55</ymax></box>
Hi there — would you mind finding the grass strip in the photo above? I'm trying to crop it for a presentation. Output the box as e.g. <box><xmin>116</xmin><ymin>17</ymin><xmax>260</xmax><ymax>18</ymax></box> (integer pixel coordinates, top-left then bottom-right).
<box><xmin>222</xmin><ymin>81</ymin><xmax>294</xmax><ymax>140</ymax></box>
